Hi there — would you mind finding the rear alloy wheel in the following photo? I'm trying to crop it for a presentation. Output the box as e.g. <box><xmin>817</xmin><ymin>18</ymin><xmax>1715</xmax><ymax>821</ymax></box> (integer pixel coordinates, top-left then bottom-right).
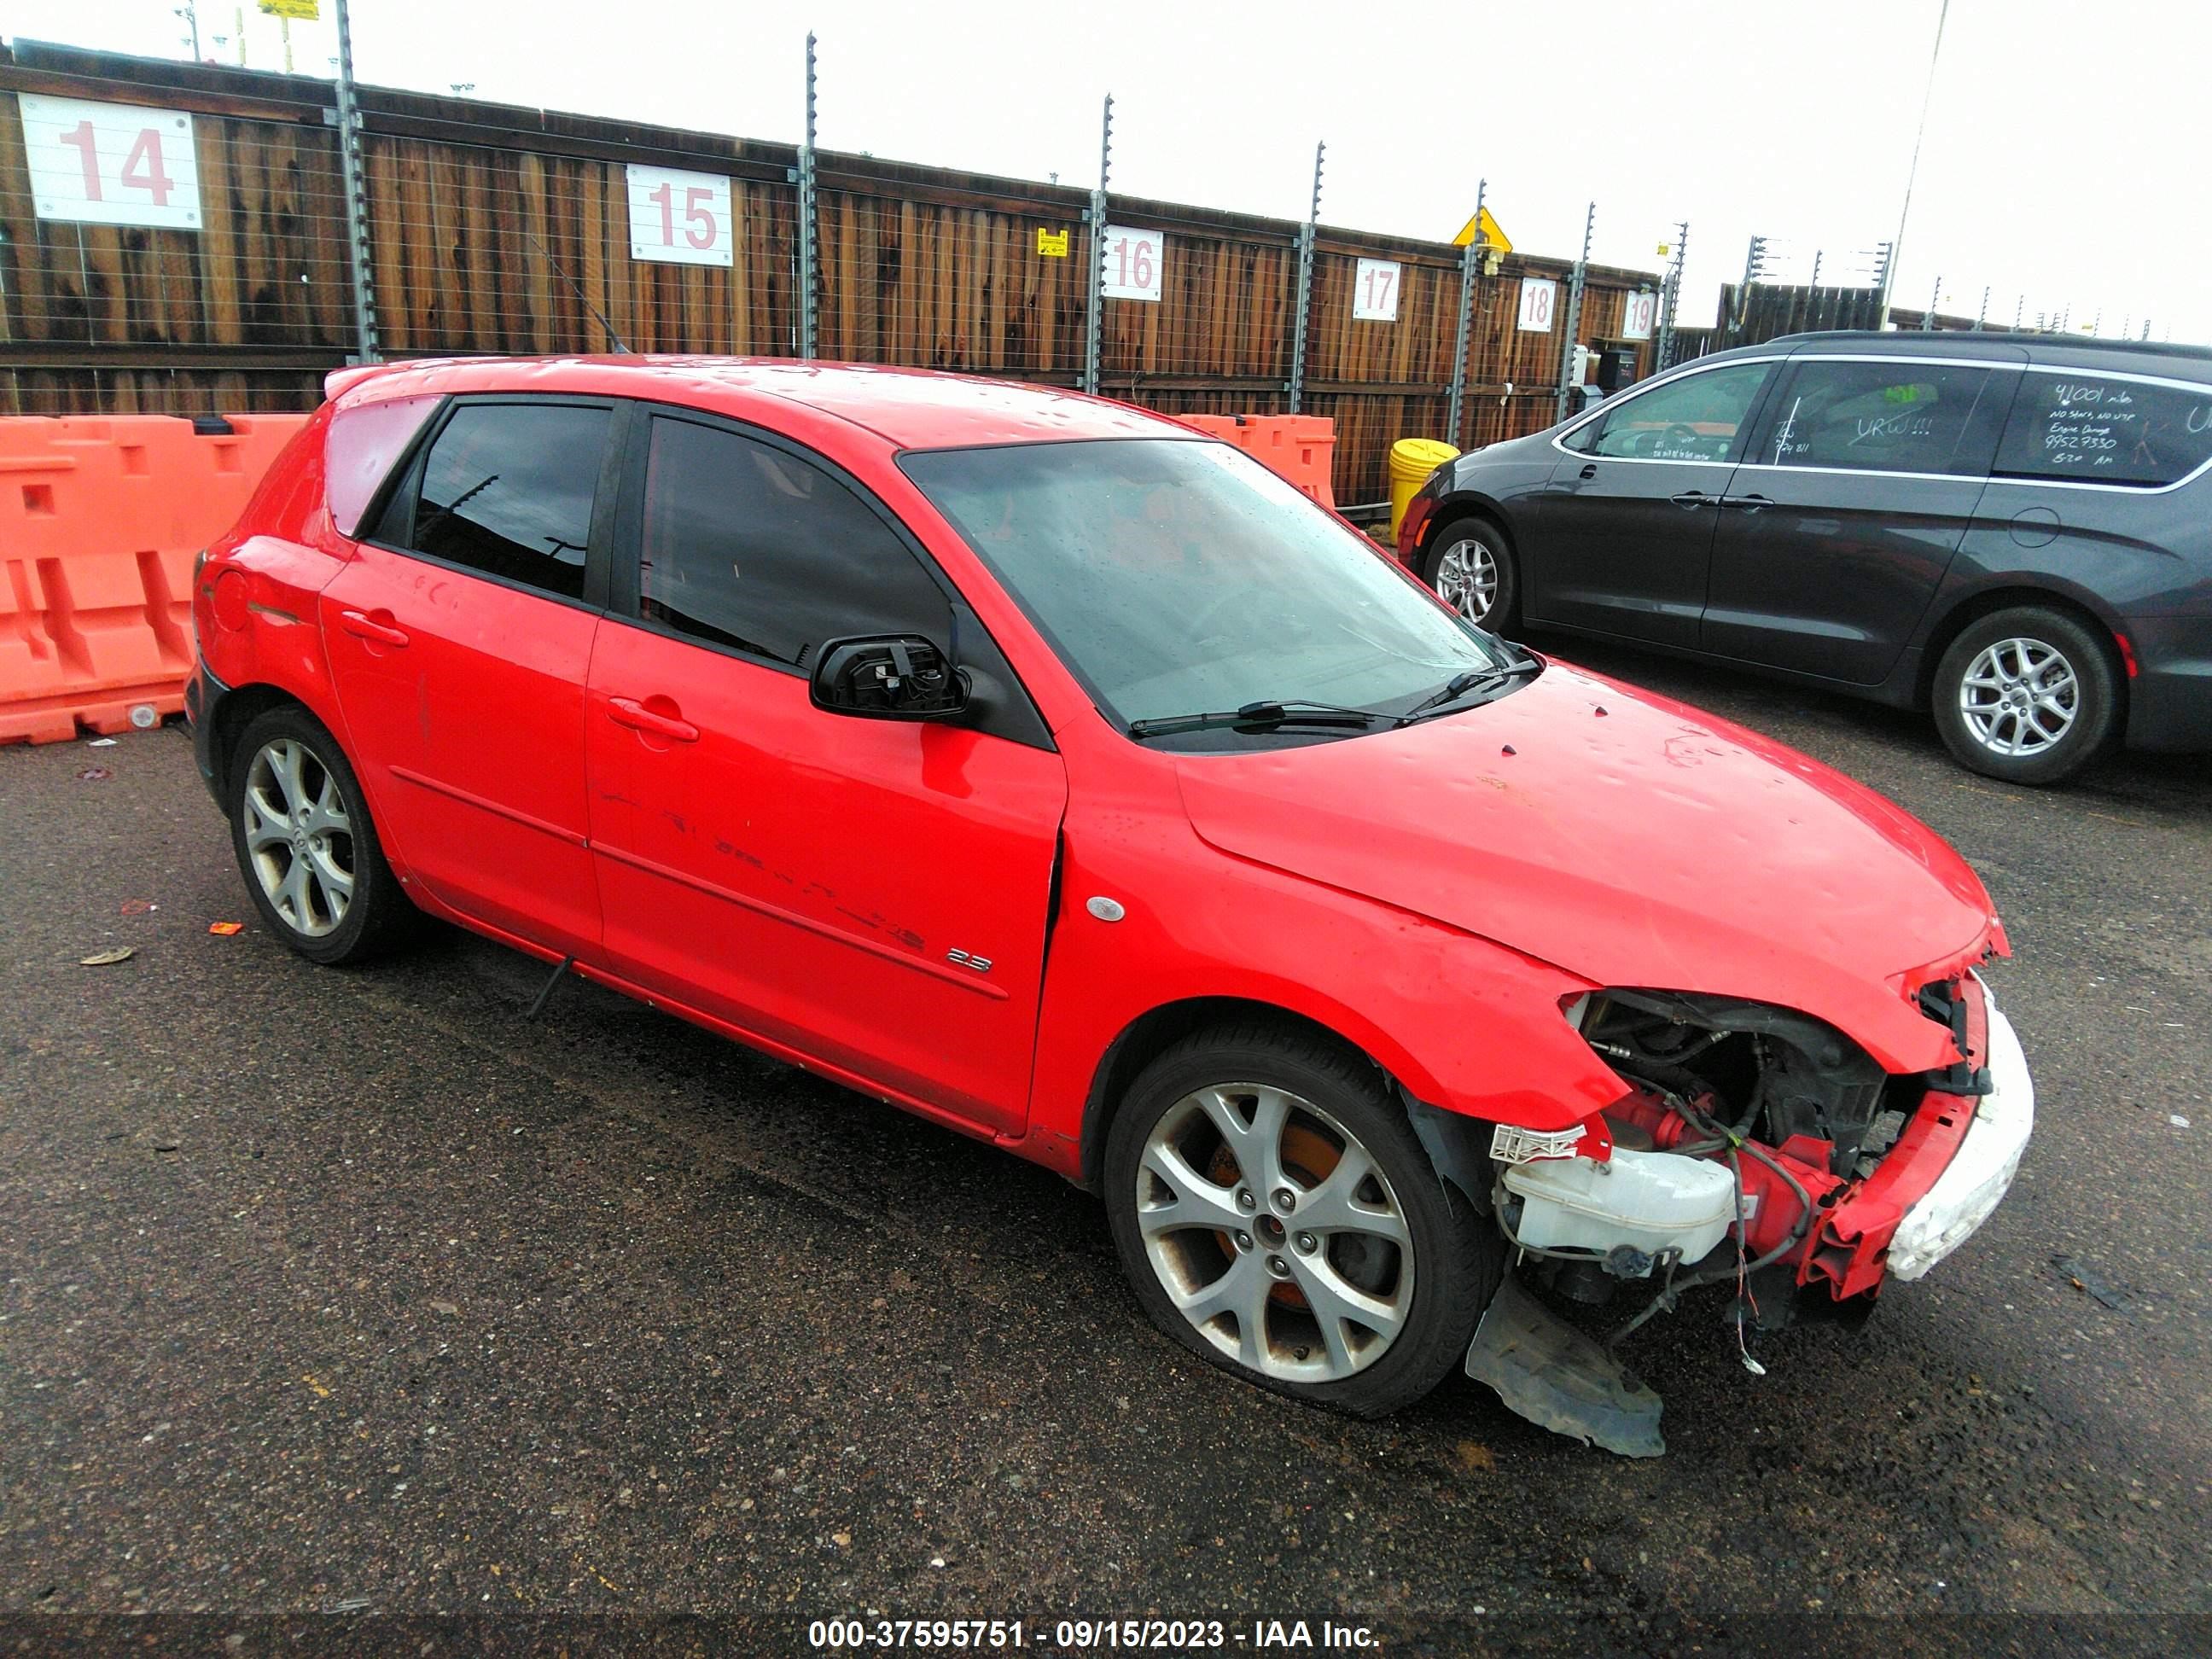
<box><xmin>1932</xmin><ymin>606</ymin><xmax>2121</xmax><ymax>786</ymax></box>
<box><xmin>1104</xmin><ymin>1023</ymin><xmax>1499</xmax><ymax>1417</ymax></box>
<box><xmin>228</xmin><ymin>706</ymin><xmax>416</xmax><ymax>963</ymax></box>
<box><xmin>1423</xmin><ymin>517</ymin><xmax>1519</xmax><ymax>634</ymax></box>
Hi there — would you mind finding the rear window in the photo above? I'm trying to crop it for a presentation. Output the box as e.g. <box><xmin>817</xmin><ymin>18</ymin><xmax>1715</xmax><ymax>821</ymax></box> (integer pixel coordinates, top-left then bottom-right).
<box><xmin>1754</xmin><ymin>359</ymin><xmax>2003</xmax><ymax>475</ymax></box>
<box><xmin>1994</xmin><ymin>372</ymin><xmax>2212</xmax><ymax>486</ymax></box>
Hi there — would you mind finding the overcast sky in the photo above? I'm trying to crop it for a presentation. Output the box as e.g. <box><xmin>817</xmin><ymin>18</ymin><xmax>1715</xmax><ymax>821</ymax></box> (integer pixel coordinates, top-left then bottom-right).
<box><xmin>11</xmin><ymin>0</ymin><xmax>2207</xmax><ymax>341</ymax></box>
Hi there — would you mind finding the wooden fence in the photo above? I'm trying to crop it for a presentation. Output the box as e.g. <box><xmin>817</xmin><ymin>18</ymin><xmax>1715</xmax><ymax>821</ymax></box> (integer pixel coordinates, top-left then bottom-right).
<box><xmin>0</xmin><ymin>39</ymin><xmax>1662</xmax><ymax>504</ymax></box>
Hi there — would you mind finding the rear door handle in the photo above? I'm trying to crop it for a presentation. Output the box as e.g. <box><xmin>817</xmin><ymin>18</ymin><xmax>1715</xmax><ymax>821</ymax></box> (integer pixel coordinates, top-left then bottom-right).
<box><xmin>607</xmin><ymin>696</ymin><xmax>700</xmax><ymax>744</ymax></box>
<box><xmin>1722</xmin><ymin>493</ymin><xmax>1773</xmax><ymax>513</ymax></box>
<box><xmin>1669</xmin><ymin>491</ymin><xmax>1714</xmax><ymax>509</ymax></box>
<box><xmin>338</xmin><ymin>608</ymin><xmax>409</xmax><ymax>648</ymax></box>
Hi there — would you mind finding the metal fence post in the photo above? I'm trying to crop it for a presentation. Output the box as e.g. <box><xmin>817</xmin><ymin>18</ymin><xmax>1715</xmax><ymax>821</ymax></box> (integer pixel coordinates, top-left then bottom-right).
<box><xmin>795</xmin><ymin>33</ymin><xmax>819</xmax><ymax>359</ymax></box>
<box><xmin>1288</xmin><ymin>141</ymin><xmax>1323</xmax><ymax>416</ymax></box>
<box><xmin>1656</xmin><ymin>220</ymin><xmax>1686</xmax><ymax>370</ymax></box>
<box><xmin>331</xmin><ymin>0</ymin><xmax>379</xmax><ymax>363</ymax></box>
<box><xmin>1082</xmin><ymin>94</ymin><xmax>1111</xmax><ymax>397</ymax></box>
<box><xmin>1446</xmin><ymin>177</ymin><xmax>1483</xmax><ymax>447</ymax></box>
<box><xmin>1553</xmin><ymin>201</ymin><xmax>1592</xmax><ymax>424</ymax></box>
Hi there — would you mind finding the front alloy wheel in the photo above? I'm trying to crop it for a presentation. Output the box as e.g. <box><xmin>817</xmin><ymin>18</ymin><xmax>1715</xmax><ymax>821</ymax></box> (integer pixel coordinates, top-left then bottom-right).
<box><xmin>1422</xmin><ymin>516</ymin><xmax>1519</xmax><ymax>633</ymax></box>
<box><xmin>1104</xmin><ymin>1023</ymin><xmax>1500</xmax><ymax>1417</ymax></box>
<box><xmin>1136</xmin><ymin>1083</ymin><xmax>1413</xmax><ymax>1383</ymax></box>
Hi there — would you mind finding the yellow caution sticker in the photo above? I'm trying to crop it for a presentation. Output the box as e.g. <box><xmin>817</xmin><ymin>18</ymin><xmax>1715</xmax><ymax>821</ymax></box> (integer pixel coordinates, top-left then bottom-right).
<box><xmin>1036</xmin><ymin>228</ymin><xmax>1069</xmax><ymax>258</ymax></box>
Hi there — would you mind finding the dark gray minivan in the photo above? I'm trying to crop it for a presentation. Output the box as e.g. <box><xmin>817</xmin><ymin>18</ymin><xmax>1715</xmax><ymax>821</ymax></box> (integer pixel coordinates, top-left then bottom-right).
<box><xmin>1394</xmin><ymin>330</ymin><xmax>2212</xmax><ymax>783</ymax></box>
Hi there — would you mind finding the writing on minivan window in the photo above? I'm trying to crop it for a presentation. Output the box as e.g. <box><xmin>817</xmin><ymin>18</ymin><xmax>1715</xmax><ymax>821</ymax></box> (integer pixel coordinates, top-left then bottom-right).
<box><xmin>1996</xmin><ymin>371</ymin><xmax>2212</xmax><ymax>486</ymax></box>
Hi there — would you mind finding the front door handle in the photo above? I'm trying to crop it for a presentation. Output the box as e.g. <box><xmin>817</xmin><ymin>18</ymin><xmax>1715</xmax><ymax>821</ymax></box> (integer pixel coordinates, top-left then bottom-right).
<box><xmin>607</xmin><ymin>696</ymin><xmax>700</xmax><ymax>744</ymax></box>
<box><xmin>1722</xmin><ymin>493</ymin><xmax>1773</xmax><ymax>513</ymax></box>
<box><xmin>1669</xmin><ymin>491</ymin><xmax>1714</xmax><ymax>509</ymax></box>
<box><xmin>1578</xmin><ymin>463</ymin><xmax>1598</xmax><ymax>480</ymax></box>
<box><xmin>338</xmin><ymin>608</ymin><xmax>409</xmax><ymax>648</ymax></box>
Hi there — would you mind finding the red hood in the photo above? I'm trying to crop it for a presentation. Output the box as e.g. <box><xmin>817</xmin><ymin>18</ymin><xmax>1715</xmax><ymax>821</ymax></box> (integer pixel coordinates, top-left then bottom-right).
<box><xmin>1173</xmin><ymin>661</ymin><xmax>2001</xmax><ymax>1074</ymax></box>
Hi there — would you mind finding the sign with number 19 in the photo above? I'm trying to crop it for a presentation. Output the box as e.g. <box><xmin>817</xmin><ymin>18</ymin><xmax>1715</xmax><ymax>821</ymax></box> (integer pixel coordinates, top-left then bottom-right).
<box><xmin>18</xmin><ymin>95</ymin><xmax>202</xmax><ymax>230</ymax></box>
<box><xmin>625</xmin><ymin>164</ymin><xmax>735</xmax><ymax>268</ymax></box>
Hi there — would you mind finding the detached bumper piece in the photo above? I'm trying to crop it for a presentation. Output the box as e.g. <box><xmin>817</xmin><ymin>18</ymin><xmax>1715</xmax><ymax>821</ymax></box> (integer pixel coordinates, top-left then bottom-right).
<box><xmin>1464</xmin><ymin>1275</ymin><xmax>1664</xmax><ymax>1458</ymax></box>
<box><xmin>1888</xmin><ymin>984</ymin><xmax>2034</xmax><ymax>1279</ymax></box>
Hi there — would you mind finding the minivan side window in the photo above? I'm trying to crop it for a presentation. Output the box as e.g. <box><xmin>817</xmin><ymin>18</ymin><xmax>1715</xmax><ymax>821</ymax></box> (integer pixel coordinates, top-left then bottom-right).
<box><xmin>1750</xmin><ymin>360</ymin><xmax>2004</xmax><ymax>475</ymax></box>
<box><xmin>1565</xmin><ymin>362</ymin><xmax>1772</xmax><ymax>463</ymax></box>
<box><xmin>632</xmin><ymin>416</ymin><xmax>952</xmax><ymax>668</ymax></box>
<box><xmin>1993</xmin><ymin>372</ymin><xmax>2212</xmax><ymax>486</ymax></box>
<box><xmin>399</xmin><ymin>402</ymin><xmax>610</xmax><ymax>601</ymax></box>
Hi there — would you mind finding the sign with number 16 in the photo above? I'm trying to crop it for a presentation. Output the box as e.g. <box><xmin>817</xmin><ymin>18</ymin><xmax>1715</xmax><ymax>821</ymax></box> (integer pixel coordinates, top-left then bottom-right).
<box><xmin>18</xmin><ymin>95</ymin><xmax>202</xmax><ymax>230</ymax></box>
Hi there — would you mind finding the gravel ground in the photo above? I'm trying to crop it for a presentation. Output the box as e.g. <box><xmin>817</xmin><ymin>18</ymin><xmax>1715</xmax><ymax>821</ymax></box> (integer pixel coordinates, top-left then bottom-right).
<box><xmin>2</xmin><ymin>637</ymin><xmax>2207</xmax><ymax>1655</ymax></box>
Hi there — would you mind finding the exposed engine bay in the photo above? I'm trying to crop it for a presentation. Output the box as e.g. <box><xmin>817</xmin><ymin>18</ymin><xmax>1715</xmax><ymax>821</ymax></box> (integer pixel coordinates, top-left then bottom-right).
<box><xmin>1463</xmin><ymin>978</ymin><xmax>2023</xmax><ymax>1455</ymax></box>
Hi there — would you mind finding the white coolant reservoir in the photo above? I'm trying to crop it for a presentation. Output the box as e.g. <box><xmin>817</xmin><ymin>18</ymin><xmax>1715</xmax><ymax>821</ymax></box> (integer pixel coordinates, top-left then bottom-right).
<box><xmin>1502</xmin><ymin>1146</ymin><xmax>1736</xmax><ymax>1265</ymax></box>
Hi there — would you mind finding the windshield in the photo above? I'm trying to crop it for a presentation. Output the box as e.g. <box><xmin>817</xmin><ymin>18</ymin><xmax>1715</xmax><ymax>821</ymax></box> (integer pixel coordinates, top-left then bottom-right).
<box><xmin>899</xmin><ymin>439</ymin><xmax>1511</xmax><ymax>731</ymax></box>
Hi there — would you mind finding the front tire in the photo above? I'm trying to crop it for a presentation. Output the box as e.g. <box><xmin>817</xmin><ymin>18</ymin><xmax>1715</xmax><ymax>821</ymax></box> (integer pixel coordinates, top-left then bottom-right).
<box><xmin>1103</xmin><ymin>1022</ymin><xmax>1500</xmax><ymax>1417</ymax></box>
<box><xmin>227</xmin><ymin>705</ymin><xmax>416</xmax><ymax>964</ymax></box>
<box><xmin>1422</xmin><ymin>515</ymin><xmax>1520</xmax><ymax>635</ymax></box>
<box><xmin>1931</xmin><ymin>606</ymin><xmax>2121</xmax><ymax>785</ymax></box>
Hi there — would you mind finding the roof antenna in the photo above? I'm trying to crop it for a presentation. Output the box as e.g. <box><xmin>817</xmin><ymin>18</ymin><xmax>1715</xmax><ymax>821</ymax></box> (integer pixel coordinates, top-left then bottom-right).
<box><xmin>524</xmin><ymin>225</ymin><xmax>632</xmax><ymax>355</ymax></box>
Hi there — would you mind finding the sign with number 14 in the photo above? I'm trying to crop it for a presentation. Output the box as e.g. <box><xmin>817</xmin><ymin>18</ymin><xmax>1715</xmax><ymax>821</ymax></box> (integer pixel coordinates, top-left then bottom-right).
<box><xmin>18</xmin><ymin>95</ymin><xmax>201</xmax><ymax>230</ymax></box>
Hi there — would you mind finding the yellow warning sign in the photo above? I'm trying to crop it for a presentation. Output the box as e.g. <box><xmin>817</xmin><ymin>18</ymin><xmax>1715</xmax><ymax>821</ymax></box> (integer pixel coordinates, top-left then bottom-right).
<box><xmin>257</xmin><ymin>0</ymin><xmax>319</xmax><ymax>17</ymax></box>
<box><xmin>1452</xmin><ymin>206</ymin><xmax>1512</xmax><ymax>253</ymax></box>
<box><xmin>1036</xmin><ymin>228</ymin><xmax>1069</xmax><ymax>258</ymax></box>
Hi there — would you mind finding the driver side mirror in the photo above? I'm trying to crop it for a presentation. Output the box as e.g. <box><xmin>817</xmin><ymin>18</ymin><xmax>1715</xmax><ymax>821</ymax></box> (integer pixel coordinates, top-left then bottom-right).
<box><xmin>810</xmin><ymin>634</ymin><xmax>969</xmax><ymax>721</ymax></box>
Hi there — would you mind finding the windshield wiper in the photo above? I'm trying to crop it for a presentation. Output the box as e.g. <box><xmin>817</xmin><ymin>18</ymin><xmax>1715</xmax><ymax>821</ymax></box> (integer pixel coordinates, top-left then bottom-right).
<box><xmin>1126</xmin><ymin>699</ymin><xmax>1403</xmax><ymax>742</ymax></box>
<box><xmin>1401</xmin><ymin>655</ymin><xmax>1541</xmax><ymax>723</ymax></box>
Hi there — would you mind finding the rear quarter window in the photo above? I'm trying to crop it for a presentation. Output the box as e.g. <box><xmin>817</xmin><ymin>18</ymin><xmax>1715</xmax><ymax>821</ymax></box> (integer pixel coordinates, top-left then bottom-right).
<box><xmin>1994</xmin><ymin>372</ymin><xmax>2212</xmax><ymax>486</ymax></box>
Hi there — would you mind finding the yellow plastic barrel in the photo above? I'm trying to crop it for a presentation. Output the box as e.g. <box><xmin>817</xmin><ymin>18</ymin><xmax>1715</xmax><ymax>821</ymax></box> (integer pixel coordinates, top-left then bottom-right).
<box><xmin>1388</xmin><ymin>438</ymin><xmax>1460</xmax><ymax>541</ymax></box>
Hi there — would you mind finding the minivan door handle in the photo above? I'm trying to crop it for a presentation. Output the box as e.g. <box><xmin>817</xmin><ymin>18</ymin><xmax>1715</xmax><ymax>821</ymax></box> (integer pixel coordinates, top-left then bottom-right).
<box><xmin>1578</xmin><ymin>463</ymin><xmax>1598</xmax><ymax>480</ymax></box>
<box><xmin>1668</xmin><ymin>490</ymin><xmax>1714</xmax><ymax>509</ymax></box>
<box><xmin>607</xmin><ymin>696</ymin><xmax>700</xmax><ymax>744</ymax></box>
<box><xmin>338</xmin><ymin>608</ymin><xmax>410</xmax><ymax>648</ymax></box>
<box><xmin>1722</xmin><ymin>493</ymin><xmax>1773</xmax><ymax>513</ymax></box>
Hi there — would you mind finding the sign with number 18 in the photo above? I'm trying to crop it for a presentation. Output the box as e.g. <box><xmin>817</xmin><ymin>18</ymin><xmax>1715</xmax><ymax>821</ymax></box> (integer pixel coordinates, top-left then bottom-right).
<box><xmin>19</xmin><ymin>95</ymin><xmax>202</xmax><ymax>230</ymax></box>
<box><xmin>625</xmin><ymin>164</ymin><xmax>735</xmax><ymax>268</ymax></box>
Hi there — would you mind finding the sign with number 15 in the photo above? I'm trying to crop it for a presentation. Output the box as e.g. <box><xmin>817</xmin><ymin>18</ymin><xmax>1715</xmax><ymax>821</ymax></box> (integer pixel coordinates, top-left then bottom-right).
<box><xmin>625</xmin><ymin>164</ymin><xmax>735</xmax><ymax>268</ymax></box>
<box><xmin>18</xmin><ymin>95</ymin><xmax>202</xmax><ymax>230</ymax></box>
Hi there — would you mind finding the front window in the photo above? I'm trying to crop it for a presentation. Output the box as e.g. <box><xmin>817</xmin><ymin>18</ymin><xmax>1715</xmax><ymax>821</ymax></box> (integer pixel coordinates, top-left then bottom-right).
<box><xmin>1563</xmin><ymin>361</ymin><xmax>1772</xmax><ymax>463</ymax></box>
<box><xmin>900</xmin><ymin>439</ymin><xmax>1511</xmax><ymax>734</ymax></box>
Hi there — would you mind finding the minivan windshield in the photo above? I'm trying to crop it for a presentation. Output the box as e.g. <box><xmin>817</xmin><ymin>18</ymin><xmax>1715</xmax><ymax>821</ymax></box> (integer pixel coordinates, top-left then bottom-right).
<box><xmin>899</xmin><ymin>439</ymin><xmax>1514</xmax><ymax>734</ymax></box>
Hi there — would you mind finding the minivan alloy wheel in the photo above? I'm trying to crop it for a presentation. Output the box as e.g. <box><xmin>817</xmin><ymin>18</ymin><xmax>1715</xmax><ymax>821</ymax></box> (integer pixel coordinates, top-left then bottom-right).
<box><xmin>1957</xmin><ymin>636</ymin><xmax>2079</xmax><ymax>758</ymax></box>
<box><xmin>1433</xmin><ymin>535</ymin><xmax>1498</xmax><ymax>622</ymax></box>
<box><xmin>242</xmin><ymin>737</ymin><xmax>354</xmax><ymax>936</ymax></box>
<box><xmin>1136</xmin><ymin>1083</ymin><xmax>1413</xmax><ymax>1382</ymax></box>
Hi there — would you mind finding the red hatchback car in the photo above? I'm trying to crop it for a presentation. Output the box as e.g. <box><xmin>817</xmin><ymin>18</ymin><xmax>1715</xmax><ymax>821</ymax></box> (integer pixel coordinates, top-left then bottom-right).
<box><xmin>188</xmin><ymin>358</ymin><xmax>2034</xmax><ymax>1435</ymax></box>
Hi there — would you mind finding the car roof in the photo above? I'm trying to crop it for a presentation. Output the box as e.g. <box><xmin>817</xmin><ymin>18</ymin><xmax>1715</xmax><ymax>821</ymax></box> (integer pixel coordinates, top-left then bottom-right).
<box><xmin>1768</xmin><ymin>329</ymin><xmax>2212</xmax><ymax>369</ymax></box>
<box><xmin>330</xmin><ymin>355</ymin><xmax>1187</xmax><ymax>449</ymax></box>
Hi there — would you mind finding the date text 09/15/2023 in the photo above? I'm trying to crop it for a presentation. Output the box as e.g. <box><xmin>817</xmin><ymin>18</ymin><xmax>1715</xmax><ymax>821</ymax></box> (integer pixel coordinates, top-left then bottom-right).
<box><xmin>806</xmin><ymin>1617</ymin><xmax>1382</xmax><ymax>1650</ymax></box>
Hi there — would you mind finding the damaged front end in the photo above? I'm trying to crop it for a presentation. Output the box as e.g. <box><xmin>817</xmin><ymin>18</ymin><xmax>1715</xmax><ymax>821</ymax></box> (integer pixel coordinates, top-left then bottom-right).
<box><xmin>1465</xmin><ymin>971</ymin><xmax>2034</xmax><ymax>1454</ymax></box>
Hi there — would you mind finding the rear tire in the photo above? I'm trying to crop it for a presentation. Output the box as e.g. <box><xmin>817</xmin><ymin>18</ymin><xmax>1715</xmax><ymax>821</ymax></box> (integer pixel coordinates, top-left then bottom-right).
<box><xmin>1422</xmin><ymin>515</ymin><xmax>1520</xmax><ymax>635</ymax></box>
<box><xmin>1103</xmin><ymin>1022</ymin><xmax>1500</xmax><ymax>1417</ymax></box>
<box><xmin>227</xmin><ymin>705</ymin><xmax>416</xmax><ymax>964</ymax></box>
<box><xmin>1931</xmin><ymin>606</ymin><xmax>2121</xmax><ymax>786</ymax></box>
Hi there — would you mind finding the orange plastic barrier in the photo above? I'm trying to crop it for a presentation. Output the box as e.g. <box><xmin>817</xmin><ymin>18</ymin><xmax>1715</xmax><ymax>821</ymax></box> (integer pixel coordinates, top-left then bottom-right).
<box><xmin>1178</xmin><ymin>414</ymin><xmax>1336</xmax><ymax>509</ymax></box>
<box><xmin>1</xmin><ymin>413</ymin><xmax>310</xmax><ymax>745</ymax></box>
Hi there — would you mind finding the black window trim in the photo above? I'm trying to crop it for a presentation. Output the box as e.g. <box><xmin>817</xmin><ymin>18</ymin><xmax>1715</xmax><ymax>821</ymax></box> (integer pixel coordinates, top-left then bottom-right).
<box><xmin>602</xmin><ymin>399</ymin><xmax>1057</xmax><ymax>752</ymax></box>
<box><xmin>354</xmin><ymin>392</ymin><xmax>626</xmax><ymax>616</ymax></box>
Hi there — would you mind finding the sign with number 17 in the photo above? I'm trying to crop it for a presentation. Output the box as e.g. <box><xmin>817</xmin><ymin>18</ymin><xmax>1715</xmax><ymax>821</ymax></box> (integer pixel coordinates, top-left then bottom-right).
<box><xmin>625</xmin><ymin>164</ymin><xmax>735</xmax><ymax>268</ymax></box>
<box><xmin>1352</xmin><ymin>259</ymin><xmax>1400</xmax><ymax>322</ymax></box>
<box><xmin>18</xmin><ymin>95</ymin><xmax>202</xmax><ymax>230</ymax></box>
